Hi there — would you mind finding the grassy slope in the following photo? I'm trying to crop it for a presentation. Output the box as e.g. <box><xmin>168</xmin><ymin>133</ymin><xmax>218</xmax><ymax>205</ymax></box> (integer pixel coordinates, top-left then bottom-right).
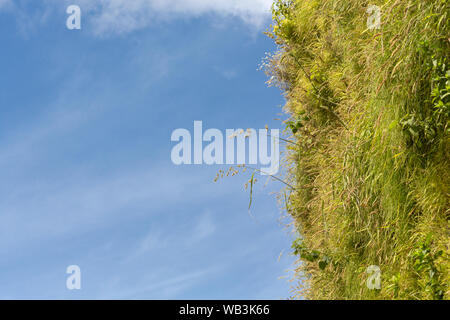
<box><xmin>266</xmin><ymin>0</ymin><xmax>449</xmax><ymax>299</ymax></box>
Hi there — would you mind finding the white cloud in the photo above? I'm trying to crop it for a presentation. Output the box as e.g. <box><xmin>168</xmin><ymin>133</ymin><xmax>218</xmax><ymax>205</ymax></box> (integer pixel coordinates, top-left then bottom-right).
<box><xmin>71</xmin><ymin>0</ymin><xmax>273</xmax><ymax>35</ymax></box>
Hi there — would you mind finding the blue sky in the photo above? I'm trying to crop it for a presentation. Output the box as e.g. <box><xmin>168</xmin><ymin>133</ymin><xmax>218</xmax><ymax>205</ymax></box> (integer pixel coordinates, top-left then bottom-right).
<box><xmin>0</xmin><ymin>0</ymin><xmax>297</xmax><ymax>299</ymax></box>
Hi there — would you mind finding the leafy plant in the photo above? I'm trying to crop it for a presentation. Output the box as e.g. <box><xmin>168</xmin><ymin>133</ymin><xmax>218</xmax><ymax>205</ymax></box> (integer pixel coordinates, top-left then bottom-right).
<box><xmin>292</xmin><ymin>239</ymin><xmax>332</xmax><ymax>271</ymax></box>
<box><xmin>410</xmin><ymin>235</ymin><xmax>446</xmax><ymax>300</ymax></box>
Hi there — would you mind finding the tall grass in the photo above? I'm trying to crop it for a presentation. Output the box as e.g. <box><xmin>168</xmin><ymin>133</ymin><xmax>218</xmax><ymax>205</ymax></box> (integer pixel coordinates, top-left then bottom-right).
<box><xmin>266</xmin><ymin>0</ymin><xmax>449</xmax><ymax>299</ymax></box>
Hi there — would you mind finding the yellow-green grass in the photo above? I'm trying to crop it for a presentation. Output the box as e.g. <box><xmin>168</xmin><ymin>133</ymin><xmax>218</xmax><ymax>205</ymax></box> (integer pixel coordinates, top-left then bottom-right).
<box><xmin>266</xmin><ymin>0</ymin><xmax>449</xmax><ymax>299</ymax></box>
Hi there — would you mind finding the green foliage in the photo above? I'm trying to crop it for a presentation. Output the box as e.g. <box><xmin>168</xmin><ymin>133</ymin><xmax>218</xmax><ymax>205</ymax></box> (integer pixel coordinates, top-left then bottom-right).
<box><xmin>292</xmin><ymin>239</ymin><xmax>332</xmax><ymax>270</ymax></box>
<box><xmin>410</xmin><ymin>235</ymin><xmax>445</xmax><ymax>300</ymax></box>
<box><xmin>400</xmin><ymin>54</ymin><xmax>449</xmax><ymax>155</ymax></box>
<box><xmin>270</xmin><ymin>0</ymin><xmax>297</xmax><ymax>42</ymax></box>
<box><xmin>266</xmin><ymin>0</ymin><xmax>450</xmax><ymax>300</ymax></box>
<box><xmin>286</xmin><ymin>110</ymin><xmax>310</xmax><ymax>134</ymax></box>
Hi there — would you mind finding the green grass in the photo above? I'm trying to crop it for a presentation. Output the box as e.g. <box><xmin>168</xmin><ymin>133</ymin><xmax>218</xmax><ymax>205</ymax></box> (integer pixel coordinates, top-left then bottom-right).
<box><xmin>265</xmin><ymin>0</ymin><xmax>449</xmax><ymax>300</ymax></box>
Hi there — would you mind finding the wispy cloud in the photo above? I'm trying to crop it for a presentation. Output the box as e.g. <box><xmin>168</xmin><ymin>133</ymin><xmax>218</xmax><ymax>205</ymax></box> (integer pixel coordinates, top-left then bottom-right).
<box><xmin>214</xmin><ymin>66</ymin><xmax>239</xmax><ymax>80</ymax></box>
<box><xmin>191</xmin><ymin>212</ymin><xmax>216</xmax><ymax>242</ymax></box>
<box><xmin>0</xmin><ymin>0</ymin><xmax>11</xmax><ymax>10</ymax></box>
<box><xmin>99</xmin><ymin>266</ymin><xmax>220</xmax><ymax>299</ymax></box>
<box><xmin>60</xmin><ymin>0</ymin><xmax>273</xmax><ymax>35</ymax></box>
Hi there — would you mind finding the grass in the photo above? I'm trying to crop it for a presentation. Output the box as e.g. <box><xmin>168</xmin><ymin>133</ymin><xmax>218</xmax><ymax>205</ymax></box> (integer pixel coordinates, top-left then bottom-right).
<box><xmin>265</xmin><ymin>0</ymin><xmax>449</xmax><ymax>300</ymax></box>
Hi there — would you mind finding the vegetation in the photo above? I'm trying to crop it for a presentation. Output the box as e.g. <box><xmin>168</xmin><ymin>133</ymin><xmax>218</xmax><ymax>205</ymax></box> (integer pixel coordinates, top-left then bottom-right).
<box><xmin>264</xmin><ymin>0</ymin><xmax>449</xmax><ymax>299</ymax></box>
